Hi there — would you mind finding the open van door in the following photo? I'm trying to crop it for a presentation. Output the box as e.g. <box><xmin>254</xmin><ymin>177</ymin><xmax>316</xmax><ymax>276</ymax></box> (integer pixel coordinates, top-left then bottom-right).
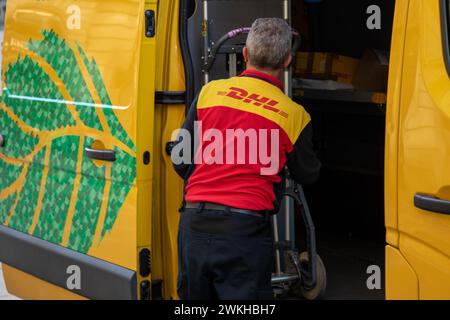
<box><xmin>388</xmin><ymin>0</ymin><xmax>450</xmax><ymax>299</ymax></box>
<box><xmin>0</xmin><ymin>0</ymin><xmax>157</xmax><ymax>300</ymax></box>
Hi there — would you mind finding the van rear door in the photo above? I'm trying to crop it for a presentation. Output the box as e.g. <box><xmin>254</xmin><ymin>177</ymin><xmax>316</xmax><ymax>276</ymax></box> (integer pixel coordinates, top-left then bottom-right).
<box><xmin>0</xmin><ymin>0</ymin><xmax>157</xmax><ymax>300</ymax></box>
<box><xmin>395</xmin><ymin>0</ymin><xmax>450</xmax><ymax>299</ymax></box>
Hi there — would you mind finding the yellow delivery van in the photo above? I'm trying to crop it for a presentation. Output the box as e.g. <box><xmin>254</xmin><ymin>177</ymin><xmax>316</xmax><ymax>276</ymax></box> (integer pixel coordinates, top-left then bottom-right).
<box><xmin>0</xmin><ymin>0</ymin><xmax>449</xmax><ymax>300</ymax></box>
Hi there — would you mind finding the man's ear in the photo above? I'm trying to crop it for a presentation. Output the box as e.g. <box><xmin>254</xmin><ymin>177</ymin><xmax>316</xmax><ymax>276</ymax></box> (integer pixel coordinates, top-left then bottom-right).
<box><xmin>243</xmin><ymin>47</ymin><xmax>249</xmax><ymax>63</ymax></box>
<box><xmin>283</xmin><ymin>54</ymin><xmax>293</xmax><ymax>69</ymax></box>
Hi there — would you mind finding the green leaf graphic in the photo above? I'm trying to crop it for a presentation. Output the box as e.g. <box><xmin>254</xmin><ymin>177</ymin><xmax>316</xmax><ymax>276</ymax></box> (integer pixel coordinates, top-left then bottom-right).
<box><xmin>0</xmin><ymin>192</ymin><xmax>16</xmax><ymax>224</ymax></box>
<box><xmin>28</xmin><ymin>30</ymin><xmax>103</xmax><ymax>131</ymax></box>
<box><xmin>2</xmin><ymin>55</ymin><xmax>76</xmax><ymax>130</ymax></box>
<box><xmin>8</xmin><ymin>147</ymin><xmax>46</xmax><ymax>233</ymax></box>
<box><xmin>77</xmin><ymin>44</ymin><xmax>136</xmax><ymax>152</ymax></box>
<box><xmin>0</xmin><ymin>108</ymin><xmax>39</xmax><ymax>159</ymax></box>
<box><xmin>0</xmin><ymin>157</ymin><xmax>23</xmax><ymax>189</ymax></box>
<box><xmin>1</xmin><ymin>29</ymin><xmax>137</xmax><ymax>254</ymax></box>
<box><xmin>33</xmin><ymin>136</ymin><xmax>78</xmax><ymax>243</ymax></box>
<box><xmin>102</xmin><ymin>146</ymin><xmax>136</xmax><ymax>239</ymax></box>
<box><xmin>68</xmin><ymin>137</ymin><xmax>106</xmax><ymax>253</ymax></box>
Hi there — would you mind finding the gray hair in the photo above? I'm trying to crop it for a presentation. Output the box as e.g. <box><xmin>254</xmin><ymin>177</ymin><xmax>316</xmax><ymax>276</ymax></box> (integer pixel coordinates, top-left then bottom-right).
<box><xmin>246</xmin><ymin>18</ymin><xmax>292</xmax><ymax>70</ymax></box>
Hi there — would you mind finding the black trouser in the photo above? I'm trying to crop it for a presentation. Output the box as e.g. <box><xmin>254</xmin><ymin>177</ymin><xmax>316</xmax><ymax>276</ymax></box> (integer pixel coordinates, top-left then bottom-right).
<box><xmin>177</xmin><ymin>208</ymin><xmax>274</xmax><ymax>300</ymax></box>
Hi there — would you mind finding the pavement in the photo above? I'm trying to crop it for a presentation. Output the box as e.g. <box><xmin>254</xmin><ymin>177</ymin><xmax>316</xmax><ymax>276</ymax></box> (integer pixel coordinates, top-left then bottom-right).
<box><xmin>0</xmin><ymin>264</ymin><xmax>20</xmax><ymax>300</ymax></box>
<box><xmin>317</xmin><ymin>233</ymin><xmax>385</xmax><ymax>300</ymax></box>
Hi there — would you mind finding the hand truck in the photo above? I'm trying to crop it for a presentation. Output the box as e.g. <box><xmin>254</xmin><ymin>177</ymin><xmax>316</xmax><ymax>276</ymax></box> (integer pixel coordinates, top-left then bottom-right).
<box><xmin>270</xmin><ymin>178</ymin><xmax>327</xmax><ymax>300</ymax></box>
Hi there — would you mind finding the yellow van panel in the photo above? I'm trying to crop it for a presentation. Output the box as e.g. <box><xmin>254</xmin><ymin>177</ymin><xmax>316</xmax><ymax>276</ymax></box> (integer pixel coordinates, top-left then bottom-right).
<box><xmin>152</xmin><ymin>0</ymin><xmax>185</xmax><ymax>299</ymax></box>
<box><xmin>398</xmin><ymin>0</ymin><xmax>450</xmax><ymax>261</ymax></box>
<box><xmin>0</xmin><ymin>0</ymin><xmax>145</xmax><ymax>272</ymax></box>
<box><xmin>385</xmin><ymin>0</ymin><xmax>410</xmax><ymax>248</ymax></box>
<box><xmin>0</xmin><ymin>0</ymin><xmax>160</xmax><ymax>299</ymax></box>
<box><xmin>3</xmin><ymin>264</ymin><xmax>86</xmax><ymax>300</ymax></box>
<box><xmin>385</xmin><ymin>245</ymin><xmax>418</xmax><ymax>300</ymax></box>
<box><xmin>394</xmin><ymin>0</ymin><xmax>450</xmax><ymax>298</ymax></box>
<box><xmin>401</xmin><ymin>234</ymin><xmax>450</xmax><ymax>299</ymax></box>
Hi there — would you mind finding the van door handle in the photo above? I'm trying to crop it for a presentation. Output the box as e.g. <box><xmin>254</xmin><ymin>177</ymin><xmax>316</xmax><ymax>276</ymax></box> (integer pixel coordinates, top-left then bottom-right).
<box><xmin>85</xmin><ymin>147</ymin><xmax>116</xmax><ymax>162</ymax></box>
<box><xmin>414</xmin><ymin>193</ymin><xmax>450</xmax><ymax>215</ymax></box>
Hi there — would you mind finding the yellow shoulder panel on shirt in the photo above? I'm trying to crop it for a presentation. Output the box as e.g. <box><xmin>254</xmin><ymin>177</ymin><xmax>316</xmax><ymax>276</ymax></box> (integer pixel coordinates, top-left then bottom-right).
<box><xmin>197</xmin><ymin>76</ymin><xmax>311</xmax><ymax>143</ymax></box>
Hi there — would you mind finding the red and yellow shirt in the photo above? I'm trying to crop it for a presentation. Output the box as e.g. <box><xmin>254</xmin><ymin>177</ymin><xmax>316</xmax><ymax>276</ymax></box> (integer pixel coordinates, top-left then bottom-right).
<box><xmin>173</xmin><ymin>70</ymin><xmax>321</xmax><ymax>211</ymax></box>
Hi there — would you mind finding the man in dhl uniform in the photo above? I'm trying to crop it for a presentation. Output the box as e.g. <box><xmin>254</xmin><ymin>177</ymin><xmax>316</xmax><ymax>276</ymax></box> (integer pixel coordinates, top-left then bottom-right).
<box><xmin>172</xmin><ymin>18</ymin><xmax>321</xmax><ymax>300</ymax></box>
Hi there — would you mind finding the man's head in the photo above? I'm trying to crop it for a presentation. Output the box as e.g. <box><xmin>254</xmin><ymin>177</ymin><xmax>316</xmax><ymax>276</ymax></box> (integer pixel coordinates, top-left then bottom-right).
<box><xmin>244</xmin><ymin>18</ymin><xmax>292</xmax><ymax>75</ymax></box>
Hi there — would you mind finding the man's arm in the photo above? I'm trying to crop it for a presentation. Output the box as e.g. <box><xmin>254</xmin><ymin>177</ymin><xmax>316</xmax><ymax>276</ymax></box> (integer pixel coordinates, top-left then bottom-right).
<box><xmin>285</xmin><ymin>122</ymin><xmax>321</xmax><ymax>185</ymax></box>
<box><xmin>171</xmin><ymin>97</ymin><xmax>198</xmax><ymax>180</ymax></box>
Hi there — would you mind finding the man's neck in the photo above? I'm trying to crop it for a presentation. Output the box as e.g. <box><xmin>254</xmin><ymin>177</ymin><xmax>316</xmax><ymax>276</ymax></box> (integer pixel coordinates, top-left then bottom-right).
<box><xmin>245</xmin><ymin>65</ymin><xmax>283</xmax><ymax>82</ymax></box>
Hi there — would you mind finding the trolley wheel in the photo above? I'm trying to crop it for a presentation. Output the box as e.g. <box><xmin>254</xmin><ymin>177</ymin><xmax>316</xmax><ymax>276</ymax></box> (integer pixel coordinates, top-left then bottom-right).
<box><xmin>293</xmin><ymin>252</ymin><xmax>327</xmax><ymax>300</ymax></box>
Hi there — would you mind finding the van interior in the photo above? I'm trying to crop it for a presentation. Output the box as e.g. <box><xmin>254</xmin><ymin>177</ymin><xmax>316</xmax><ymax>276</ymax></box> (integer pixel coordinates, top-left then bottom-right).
<box><xmin>185</xmin><ymin>0</ymin><xmax>395</xmax><ymax>299</ymax></box>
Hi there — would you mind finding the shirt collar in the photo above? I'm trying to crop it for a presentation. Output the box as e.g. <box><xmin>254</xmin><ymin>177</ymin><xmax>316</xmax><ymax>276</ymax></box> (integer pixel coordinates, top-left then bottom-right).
<box><xmin>239</xmin><ymin>69</ymin><xmax>285</xmax><ymax>92</ymax></box>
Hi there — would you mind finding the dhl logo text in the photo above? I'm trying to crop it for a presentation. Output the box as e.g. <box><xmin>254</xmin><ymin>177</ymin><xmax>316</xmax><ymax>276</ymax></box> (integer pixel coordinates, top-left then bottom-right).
<box><xmin>218</xmin><ymin>87</ymin><xmax>289</xmax><ymax>118</ymax></box>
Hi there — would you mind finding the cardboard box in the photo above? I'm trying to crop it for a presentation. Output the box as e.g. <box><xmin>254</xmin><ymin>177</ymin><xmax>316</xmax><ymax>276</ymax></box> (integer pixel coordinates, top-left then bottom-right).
<box><xmin>353</xmin><ymin>49</ymin><xmax>389</xmax><ymax>92</ymax></box>
<box><xmin>295</xmin><ymin>52</ymin><xmax>359</xmax><ymax>84</ymax></box>
<box><xmin>332</xmin><ymin>54</ymin><xmax>360</xmax><ymax>84</ymax></box>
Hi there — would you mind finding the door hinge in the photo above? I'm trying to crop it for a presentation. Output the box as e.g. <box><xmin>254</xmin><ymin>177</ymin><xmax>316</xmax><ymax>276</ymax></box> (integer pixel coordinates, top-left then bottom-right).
<box><xmin>145</xmin><ymin>10</ymin><xmax>156</xmax><ymax>38</ymax></box>
<box><xmin>139</xmin><ymin>248</ymin><xmax>151</xmax><ymax>277</ymax></box>
<box><xmin>155</xmin><ymin>91</ymin><xmax>186</xmax><ymax>105</ymax></box>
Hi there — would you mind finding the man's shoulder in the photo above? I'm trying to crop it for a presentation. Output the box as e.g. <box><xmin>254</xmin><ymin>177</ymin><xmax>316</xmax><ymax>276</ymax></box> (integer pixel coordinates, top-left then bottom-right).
<box><xmin>198</xmin><ymin>77</ymin><xmax>309</xmax><ymax>117</ymax></box>
<box><xmin>275</xmin><ymin>92</ymin><xmax>309</xmax><ymax>118</ymax></box>
<box><xmin>269</xmin><ymin>93</ymin><xmax>311</xmax><ymax>142</ymax></box>
<box><xmin>200</xmin><ymin>78</ymin><xmax>233</xmax><ymax>91</ymax></box>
